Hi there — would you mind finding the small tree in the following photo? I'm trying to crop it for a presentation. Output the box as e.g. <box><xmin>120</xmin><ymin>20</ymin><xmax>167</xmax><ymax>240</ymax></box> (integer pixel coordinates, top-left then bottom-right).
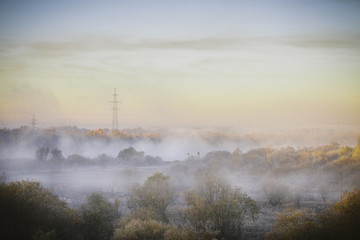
<box><xmin>319</xmin><ymin>185</ymin><xmax>329</xmax><ymax>202</ymax></box>
<box><xmin>113</xmin><ymin>219</ymin><xmax>167</xmax><ymax>240</ymax></box>
<box><xmin>265</xmin><ymin>208</ymin><xmax>318</xmax><ymax>240</ymax></box>
<box><xmin>185</xmin><ymin>175</ymin><xmax>259</xmax><ymax>240</ymax></box>
<box><xmin>164</xmin><ymin>225</ymin><xmax>200</xmax><ymax>240</ymax></box>
<box><xmin>35</xmin><ymin>146</ymin><xmax>49</xmax><ymax>161</ymax></box>
<box><xmin>126</xmin><ymin>173</ymin><xmax>175</xmax><ymax>223</ymax></box>
<box><xmin>262</xmin><ymin>181</ymin><xmax>288</xmax><ymax>207</ymax></box>
<box><xmin>50</xmin><ymin>148</ymin><xmax>64</xmax><ymax>161</ymax></box>
<box><xmin>81</xmin><ymin>193</ymin><xmax>120</xmax><ymax>240</ymax></box>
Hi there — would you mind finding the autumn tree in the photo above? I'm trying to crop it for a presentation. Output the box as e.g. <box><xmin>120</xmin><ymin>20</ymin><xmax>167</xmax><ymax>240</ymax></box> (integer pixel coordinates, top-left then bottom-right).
<box><xmin>266</xmin><ymin>189</ymin><xmax>360</xmax><ymax>240</ymax></box>
<box><xmin>113</xmin><ymin>209</ymin><xmax>208</xmax><ymax>240</ymax></box>
<box><xmin>113</xmin><ymin>218</ymin><xmax>167</xmax><ymax>240</ymax></box>
<box><xmin>266</xmin><ymin>208</ymin><xmax>318</xmax><ymax>240</ymax></box>
<box><xmin>321</xmin><ymin>189</ymin><xmax>360</xmax><ymax>240</ymax></box>
<box><xmin>0</xmin><ymin>180</ymin><xmax>81</xmax><ymax>240</ymax></box>
<box><xmin>184</xmin><ymin>175</ymin><xmax>259</xmax><ymax>240</ymax></box>
<box><xmin>126</xmin><ymin>172</ymin><xmax>175</xmax><ymax>223</ymax></box>
<box><xmin>81</xmin><ymin>192</ymin><xmax>120</xmax><ymax>240</ymax></box>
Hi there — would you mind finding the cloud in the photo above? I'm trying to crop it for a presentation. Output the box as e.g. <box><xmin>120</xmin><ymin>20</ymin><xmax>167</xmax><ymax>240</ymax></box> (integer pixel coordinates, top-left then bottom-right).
<box><xmin>26</xmin><ymin>36</ymin><xmax>269</xmax><ymax>56</ymax></box>
<box><xmin>4</xmin><ymin>33</ymin><xmax>359</xmax><ymax>61</ymax></box>
<box><xmin>31</xmin><ymin>36</ymin><xmax>137</xmax><ymax>53</ymax></box>
<box><xmin>22</xmin><ymin>34</ymin><xmax>360</xmax><ymax>56</ymax></box>
<box><xmin>143</xmin><ymin>37</ymin><xmax>253</xmax><ymax>50</ymax></box>
<box><xmin>285</xmin><ymin>35</ymin><xmax>360</xmax><ymax>51</ymax></box>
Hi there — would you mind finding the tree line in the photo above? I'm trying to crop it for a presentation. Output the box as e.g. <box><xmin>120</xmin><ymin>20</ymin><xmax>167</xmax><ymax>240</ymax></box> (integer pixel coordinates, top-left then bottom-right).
<box><xmin>1</xmin><ymin>172</ymin><xmax>359</xmax><ymax>240</ymax></box>
<box><xmin>0</xmin><ymin>172</ymin><xmax>259</xmax><ymax>240</ymax></box>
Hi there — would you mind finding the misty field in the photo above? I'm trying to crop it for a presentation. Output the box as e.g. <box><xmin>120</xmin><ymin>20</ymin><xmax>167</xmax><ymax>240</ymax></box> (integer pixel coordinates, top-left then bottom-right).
<box><xmin>1</xmin><ymin>127</ymin><xmax>360</xmax><ymax>240</ymax></box>
<box><xmin>2</xmin><ymin>0</ymin><xmax>360</xmax><ymax>239</ymax></box>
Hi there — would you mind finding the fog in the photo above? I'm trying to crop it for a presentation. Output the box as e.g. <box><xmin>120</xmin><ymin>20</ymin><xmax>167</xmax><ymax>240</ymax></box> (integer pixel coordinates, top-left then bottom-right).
<box><xmin>1</xmin><ymin>125</ymin><xmax>358</xmax><ymax>160</ymax></box>
<box><xmin>1</xmin><ymin>125</ymin><xmax>359</xmax><ymax>238</ymax></box>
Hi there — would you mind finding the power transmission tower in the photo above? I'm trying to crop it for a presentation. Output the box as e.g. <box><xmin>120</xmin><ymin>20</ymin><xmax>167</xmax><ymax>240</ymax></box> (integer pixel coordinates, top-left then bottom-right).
<box><xmin>111</xmin><ymin>88</ymin><xmax>121</xmax><ymax>131</ymax></box>
<box><xmin>31</xmin><ymin>114</ymin><xmax>36</xmax><ymax>130</ymax></box>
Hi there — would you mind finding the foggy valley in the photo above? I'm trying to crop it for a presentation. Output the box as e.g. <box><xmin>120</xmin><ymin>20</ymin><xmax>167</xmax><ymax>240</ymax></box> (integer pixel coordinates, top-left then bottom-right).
<box><xmin>1</xmin><ymin>0</ymin><xmax>360</xmax><ymax>239</ymax></box>
<box><xmin>1</xmin><ymin>126</ymin><xmax>359</xmax><ymax>239</ymax></box>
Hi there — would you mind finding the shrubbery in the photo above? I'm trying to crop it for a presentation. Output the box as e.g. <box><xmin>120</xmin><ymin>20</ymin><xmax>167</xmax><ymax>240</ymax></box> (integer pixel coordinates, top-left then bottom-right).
<box><xmin>266</xmin><ymin>189</ymin><xmax>360</xmax><ymax>240</ymax></box>
<box><xmin>0</xmin><ymin>180</ymin><xmax>82</xmax><ymax>240</ymax></box>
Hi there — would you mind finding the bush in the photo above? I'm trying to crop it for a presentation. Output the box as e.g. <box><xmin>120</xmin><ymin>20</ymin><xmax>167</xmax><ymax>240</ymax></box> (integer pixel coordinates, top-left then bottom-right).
<box><xmin>266</xmin><ymin>189</ymin><xmax>360</xmax><ymax>240</ymax></box>
<box><xmin>266</xmin><ymin>208</ymin><xmax>318</xmax><ymax>240</ymax></box>
<box><xmin>262</xmin><ymin>180</ymin><xmax>288</xmax><ymax>207</ymax></box>
<box><xmin>185</xmin><ymin>175</ymin><xmax>259</xmax><ymax>240</ymax></box>
<box><xmin>113</xmin><ymin>219</ymin><xmax>167</xmax><ymax>240</ymax></box>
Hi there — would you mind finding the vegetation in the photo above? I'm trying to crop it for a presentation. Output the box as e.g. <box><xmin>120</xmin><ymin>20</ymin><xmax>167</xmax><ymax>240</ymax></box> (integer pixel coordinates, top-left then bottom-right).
<box><xmin>1</xmin><ymin>128</ymin><xmax>360</xmax><ymax>239</ymax></box>
<box><xmin>116</xmin><ymin>173</ymin><xmax>259</xmax><ymax>240</ymax></box>
<box><xmin>126</xmin><ymin>172</ymin><xmax>175</xmax><ymax>223</ymax></box>
<box><xmin>1</xmin><ymin>172</ymin><xmax>359</xmax><ymax>240</ymax></box>
<box><xmin>266</xmin><ymin>189</ymin><xmax>360</xmax><ymax>240</ymax></box>
<box><xmin>80</xmin><ymin>193</ymin><xmax>120</xmax><ymax>240</ymax></box>
<box><xmin>262</xmin><ymin>181</ymin><xmax>288</xmax><ymax>207</ymax></box>
<box><xmin>184</xmin><ymin>175</ymin><xmax>259</xmax><ymax>240</ymax></box>
<box><xmin>113</xmin><ymin>219</ymin><xmax>167</xmax><ymax>240</ymax></box>
<box><xmin>0</xmin><ymin>180</ymin><xmax>82</xmax><ymax>240</ymax></box>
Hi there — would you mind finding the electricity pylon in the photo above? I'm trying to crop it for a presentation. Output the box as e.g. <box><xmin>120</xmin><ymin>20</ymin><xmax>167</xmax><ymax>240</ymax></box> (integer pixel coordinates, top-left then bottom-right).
<box><xmin>31</xmin><ymin>114</ymin><xmax>36</xmax><ymax>130</ymax></box>
<box><xmin>111</xmin><ymin>88</ymin><xmax>121</xmax><ymax>131</ymax></box>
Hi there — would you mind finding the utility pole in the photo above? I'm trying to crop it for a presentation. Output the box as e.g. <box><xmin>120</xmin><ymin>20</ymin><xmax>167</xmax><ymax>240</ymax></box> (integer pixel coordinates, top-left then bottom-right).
<box><xmin>111</xmin><ymin>88</ymin><xmax>121</xmax><ymax>131</ymax></box>
<box><xmin>31</xmin><ymin>114</ymin><xmax>36</xmax><ymax>130</ymax></box>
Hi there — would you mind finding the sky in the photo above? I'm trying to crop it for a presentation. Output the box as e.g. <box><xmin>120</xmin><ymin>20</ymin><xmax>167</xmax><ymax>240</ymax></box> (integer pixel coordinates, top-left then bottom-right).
<box><xmin>0</xmin><ymin>0</ymin><xmax>359</xmax><ymax>129</ymax></box>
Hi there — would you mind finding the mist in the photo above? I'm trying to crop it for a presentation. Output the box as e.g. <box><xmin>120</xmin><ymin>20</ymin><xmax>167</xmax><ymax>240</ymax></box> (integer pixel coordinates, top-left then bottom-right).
<box><xmin>1</xmin><ymin>125</ymin><xmax>358</xmax><ymax>160</ymax></box>
<box><xmin>1</xmin><ymin>125</ymin><xmax>359</xmax><ymax>239</ymax></box>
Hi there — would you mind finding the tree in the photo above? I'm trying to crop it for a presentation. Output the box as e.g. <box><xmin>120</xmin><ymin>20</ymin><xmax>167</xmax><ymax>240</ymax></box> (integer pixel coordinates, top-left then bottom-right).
<box><xmin>113</xmin><ymin>210</ymin><xmax>207</xmax><ymax>240</ymax></box>
<box><xmin>184</xmin><ymin>175</ymin><xmax>259</xmax><ymax>240</ymax></box>
<box><xmin>127</xmin><ymin>172</ymin><xmax>175</xmax><ymax>223</ymax></box>
<box><xmin>116</xmin><ymin>147</ymin><xmax>145</xmax><ymax>165</ymax></box>
<box><xmin>81</xmin><ymin>192</ymin><xmax>120</xmax><ymax>240</ymax></box>
<box><xmin>164</xmin><ymin>225</ymin><xmax>201</xmax><ymax>240</ymax></box>
<box><xmin>352</xmin><ymin>146</ymin><xmax>360</xmax><ymax>161</ymax></box>
<box><xmin>266</xmin><ymin>189</ymin><xmax>360</xmax><ymax>240</ymax></box>
<box><xmin>265</xmin><ymin>208</ymin><xmax>318</xmax><ymax>240</ymax></box>
<box><xmin>262</xmin><ymin>180</ymin><xmax>288</xmax><ymax>207</ymax></box>
<box><xmin>35</xmin><ymin>146</ymin><xmax>49</xmax><ymax>161</ymax></box>
<box><xmin>113</xmin><ymin>219</ymin><xmax>167</xmax><ymax>240</ymax></box>
<box><xmin>0</xmin><ymin>180</ymin><xmax>81</xmax><ymax>240</ymax></box>
<box><xmin>50</xmin><ymin>148</ymin><xmax>64</xmax><ymax>161</ymax></box>
<box><xmin>321</xmin><ymin>189</ymin><xmax>360</xmax><ymax>240</ymax></box>
<box><xmin>319</xmin><ymin>184</ymin><xmax>329</xmax><ymax>202</ymax></box>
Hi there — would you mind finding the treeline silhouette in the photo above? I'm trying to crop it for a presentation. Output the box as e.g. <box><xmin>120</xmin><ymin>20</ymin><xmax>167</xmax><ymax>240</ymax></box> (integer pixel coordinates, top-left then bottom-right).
<box><xmin>0</xmin><ymin>173</ymin><xmax>259</xmax><ymax>240</ymax></box>
<box><xmin>1</xmin><ymin>174</ymin><xmax>359</xmax><ymax>240</ymax></box>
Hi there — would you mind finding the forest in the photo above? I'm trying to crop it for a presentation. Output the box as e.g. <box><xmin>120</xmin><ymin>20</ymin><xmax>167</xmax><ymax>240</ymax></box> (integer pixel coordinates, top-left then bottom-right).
<box><xmin>0</xmin><ymin>126</ymin><xmax>360</xmax><ymax>240</ymax></box>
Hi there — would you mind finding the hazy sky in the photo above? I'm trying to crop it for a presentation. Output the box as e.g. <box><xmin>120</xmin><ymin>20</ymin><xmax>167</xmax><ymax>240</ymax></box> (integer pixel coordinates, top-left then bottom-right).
<box><xmin>0</xmin><ymin>0</ymin><xmax>359</xmax><ymax>128</ymax></box>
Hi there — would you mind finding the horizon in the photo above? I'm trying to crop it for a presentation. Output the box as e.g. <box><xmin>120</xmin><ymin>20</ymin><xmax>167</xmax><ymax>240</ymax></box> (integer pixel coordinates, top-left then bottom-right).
<box><xmin>2</xmin><ymin>122</ymin><xmax>360</xmax><ymax>139</ymax></box>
